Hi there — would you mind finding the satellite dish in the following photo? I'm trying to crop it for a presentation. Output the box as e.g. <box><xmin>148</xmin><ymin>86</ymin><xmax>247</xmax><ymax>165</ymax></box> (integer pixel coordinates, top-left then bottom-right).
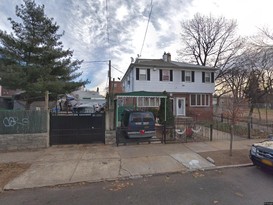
<box><xmin>130</xmin><ymin>57</ymin><xmax>134</xmax><ymax>63</ymax></box>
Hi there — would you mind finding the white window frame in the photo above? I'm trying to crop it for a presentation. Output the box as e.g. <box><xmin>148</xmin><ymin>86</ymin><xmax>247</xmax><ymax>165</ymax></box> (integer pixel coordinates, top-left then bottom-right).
<box><xmin>190</xmin><ymin>94</ymin><xmax>210</xmax><ymax>107</ymax></box>
<box><xmin>139</xmin><ymin>69</ymin><xmax>147</xmax><ymax>80</ymax></box>
<box><xmin>185</xmin><ymin>71</ymin><xmax>191</xmax><ymax>82</ymax></box>
<box><xmin>205</xmin><ymin>72</ymin><xmax>211</xmax><ymax>83</ymax></box>
<box><xmin>162</xmin><ymin>70</ymin><xmax>170</xmax><ymax>81</ymax></box>
<box><xmin>137</xmin><ymin>97</ymin><xmax>160</xmax><ymax>107</ymax></box>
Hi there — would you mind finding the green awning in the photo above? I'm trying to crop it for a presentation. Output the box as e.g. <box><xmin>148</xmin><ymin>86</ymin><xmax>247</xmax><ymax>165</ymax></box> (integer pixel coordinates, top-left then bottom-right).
<box><xmin>115</xmin><ymin>91</ymin><xmax>167</xmax><ymax>98</ymax></box>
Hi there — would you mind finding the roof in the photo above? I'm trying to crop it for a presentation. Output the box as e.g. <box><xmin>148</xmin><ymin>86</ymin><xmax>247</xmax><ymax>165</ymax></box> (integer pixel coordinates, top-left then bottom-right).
<box><xmin>133</xmin><ymin>58</ymin><xmax>217</xmax><ymax>70</ymax></box>
<box><xmin>122</xmin><ymin>58</ymin><xmax>218</xmax><ymax>81</ymax></box>
<box><xmin>115</xmin><ymin>91</ymin><xmax>167</xmax><ymax>98</ymax></box>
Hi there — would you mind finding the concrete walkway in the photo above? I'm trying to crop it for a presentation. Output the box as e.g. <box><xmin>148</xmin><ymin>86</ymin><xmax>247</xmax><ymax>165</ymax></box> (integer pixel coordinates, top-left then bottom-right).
<box><xmin>2</xmin><ymin>139</ymin><xmax>260</xmax><ymax>190</ymax></box>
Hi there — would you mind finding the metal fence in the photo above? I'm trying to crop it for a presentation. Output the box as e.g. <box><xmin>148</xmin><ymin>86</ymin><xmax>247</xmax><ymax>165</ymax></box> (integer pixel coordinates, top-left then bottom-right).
<box><xmin>0</xmin><ymin>110</ymin><xmax>48</xmax><ymax>134</ymax></box>
<box><xmin>116</xmin><ymin>126</ymin><xmax>163</xmax><ymax>146</ymax></box>
<box><xmin>212</xmin><ymin>115</ymin><xmax>272</xmax><ymax>140</ymax></box>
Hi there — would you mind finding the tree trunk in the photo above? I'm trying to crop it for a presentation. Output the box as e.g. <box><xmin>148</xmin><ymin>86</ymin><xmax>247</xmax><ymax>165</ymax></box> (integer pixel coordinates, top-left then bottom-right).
<box><xmin>248</xmin><ymin>104</ymin><xmax>254</xmax><ymax>123</ymax></box>
<box><xmin>257</xmin><ymin>107</ymin><xmax>261</xmax><ymax>121</ymax></box>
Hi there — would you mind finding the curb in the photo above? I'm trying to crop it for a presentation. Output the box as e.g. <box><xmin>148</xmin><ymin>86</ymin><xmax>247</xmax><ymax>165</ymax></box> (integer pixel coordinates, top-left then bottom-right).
<box><xmin>3</xmin><ymin>164</ymin><xmax>254</xmax><ymax>191</ymax></box>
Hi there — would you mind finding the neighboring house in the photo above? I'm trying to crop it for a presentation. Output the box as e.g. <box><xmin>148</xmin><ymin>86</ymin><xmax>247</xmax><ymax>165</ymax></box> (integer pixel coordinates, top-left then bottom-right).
<box><xmin>0</xmin><ymin>86</ymin><xmax>18</xmax><ymax>110</ymax></box>
<box><xmin>121</xmin><ymin>52</ymin><xmax>218</xmax><ymax>121</ymax></box>
<box><xmin>110</xmin><ymin>80</ymin><xmax>123</xmax><ymax>95</ymax></box>
<box><xmin>68</xmin><ymin>88</ymin><xmax>106</xmax><ymax>113</ymax></box>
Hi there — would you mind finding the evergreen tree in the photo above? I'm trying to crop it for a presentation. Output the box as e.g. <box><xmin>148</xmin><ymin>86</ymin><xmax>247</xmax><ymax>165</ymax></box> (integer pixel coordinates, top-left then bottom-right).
<box><xmin>0</xmin><ymin>0</ymin><xmax>88</xmax><ymax>109</ymax></box>
<box><xmin>158</xmin><ymin>91</ymin><xmax>174</xmax><ymax>126</ymax></box>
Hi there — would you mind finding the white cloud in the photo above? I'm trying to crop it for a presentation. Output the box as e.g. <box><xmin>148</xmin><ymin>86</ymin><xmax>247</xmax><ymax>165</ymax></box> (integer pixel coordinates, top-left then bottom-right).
<box><xmin>1</xmin><ymin>0</ymin><xmax>273</xmax><ymax>94</ymax></box>
<box><xmin>115</xmin><ymin>5</ymin><xmax>129</xmax><ymax>21</ymax></box>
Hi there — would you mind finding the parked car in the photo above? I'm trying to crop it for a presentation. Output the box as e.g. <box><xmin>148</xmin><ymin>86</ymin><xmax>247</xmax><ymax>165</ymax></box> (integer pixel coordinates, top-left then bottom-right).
<box><xmin>249</xmin><ymin>137</ymin><xmax>273</xmax><ymax>172</ymax></box>
<box><xmin>121</xmin><ymin>110</ymin><xmax>155</xmax><ymax>138</ymax></box>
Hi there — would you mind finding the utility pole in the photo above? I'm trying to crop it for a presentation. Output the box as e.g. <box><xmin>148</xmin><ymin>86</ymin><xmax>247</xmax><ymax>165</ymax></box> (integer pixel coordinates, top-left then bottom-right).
<box><xmin>108</xmin><ymin>60</ymin><xmax>111</xmax><ymax>109</ymax></box>
<box><xmin>45</xmin><ymin>90</ymin><xmax>49</xmax><ymax>111</ymax></box>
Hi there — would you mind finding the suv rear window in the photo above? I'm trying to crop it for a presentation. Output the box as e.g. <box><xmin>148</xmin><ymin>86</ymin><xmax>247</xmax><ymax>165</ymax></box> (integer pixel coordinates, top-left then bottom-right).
<box><xmin>131</xmin><ymin>113</ymin><xmax>142</xmax><ymax>122</ymax></box>
<box><xmin>143</xmin><ymin>113</ymin><xmax>154</xmax><ymax>122</ymax></box>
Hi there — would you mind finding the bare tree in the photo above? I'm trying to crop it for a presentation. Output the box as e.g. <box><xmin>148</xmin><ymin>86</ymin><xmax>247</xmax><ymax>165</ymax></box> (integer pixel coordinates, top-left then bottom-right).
<box><xmin>243</xmin><ymin>47</ymin><xmax>273</xmax><ymax>120</ymax></box>
<box><xmin>177</xmin><ymin>13</ymin><xmax>244</xmax><ymax>109</ymax></box>
<box><xmin>178</xmin><ymin>13</ymin><xmax>243</xmax><ymax>69</ymax></box>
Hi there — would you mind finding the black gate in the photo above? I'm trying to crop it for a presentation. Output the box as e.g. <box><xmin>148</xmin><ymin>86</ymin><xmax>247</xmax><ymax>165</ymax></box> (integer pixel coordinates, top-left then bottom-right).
<box><xmin>50</xmin><ymin>113</ymin><xmax>105</xmax><ymax>145</ymax></box>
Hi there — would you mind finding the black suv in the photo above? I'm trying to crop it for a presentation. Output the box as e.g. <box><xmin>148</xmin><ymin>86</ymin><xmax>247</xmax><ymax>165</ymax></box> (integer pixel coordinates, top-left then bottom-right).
<box><xmin>121</xmin><ymin>110</ymin><xmax>155</xmax><ymax>138</ymax></box>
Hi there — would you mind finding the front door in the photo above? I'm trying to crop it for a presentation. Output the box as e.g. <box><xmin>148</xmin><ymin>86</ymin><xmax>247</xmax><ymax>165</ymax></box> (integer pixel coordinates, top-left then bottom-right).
<box><xmin>176</xmin><ymin>98</ymin><xmax>185</xmax><ymax>116</ymax></box>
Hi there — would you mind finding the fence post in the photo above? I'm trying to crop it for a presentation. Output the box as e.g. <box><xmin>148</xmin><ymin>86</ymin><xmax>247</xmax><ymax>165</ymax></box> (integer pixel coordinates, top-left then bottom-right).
<box><xmin>210</xmin><ymin>124</ymin><xmax>213</xmax><ymax>141</ymax></box>
<box><xmin>163</xmin><ymin>121</ymin><xmax>166</xmax><ymax>144</ymax></box>
<box><xmin>247</xmin><ymin>122</ymin><xmax>251</xmax><ymax>139</ymax></box>
<box><xmin>116</xmin><ymin>128</ymin><xmax>119</xmax><ymax>146</ymax></box>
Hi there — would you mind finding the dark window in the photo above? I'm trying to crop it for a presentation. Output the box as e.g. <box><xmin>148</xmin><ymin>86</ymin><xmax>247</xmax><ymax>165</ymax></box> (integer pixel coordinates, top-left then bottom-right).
<box><xmin>211</xmin><ymin>72</ymin><xmax>214</xmax><ymax>83</ymax></box>
<box><xmin>181</xmin><ymin>70</ymin><xmax>185</xmax><ymax>82</ymax></box>
<box><xmin>191</xmin><ymin>71</ymin><xmax>195</xmax><ymax>82</ymax></box>
<box><xmin>147</xmin><ymin>69</ymin><xmax>150</xmax><ymax>81</ymax></box>
<box><xmin>202</xmin><ymin>72</ymin><xmax>205</xmax><ymax>83</ymax></box>
<box><xmin>136</xmin><ymin>68</ymin><xmax>139</xmax><ymax>80</ymax></box>
<box><xmin>159</xmin><ymin>69</ymin><xmax>162</xmax><ymax>81</ymax></box>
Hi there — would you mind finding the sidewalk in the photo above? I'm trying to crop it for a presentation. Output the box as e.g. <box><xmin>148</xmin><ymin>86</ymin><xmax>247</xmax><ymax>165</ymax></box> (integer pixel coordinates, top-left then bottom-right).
<box><xmin>1</xmin><ymin>138</ymin><xmax>260</xmax><ymax>190</ymax></box>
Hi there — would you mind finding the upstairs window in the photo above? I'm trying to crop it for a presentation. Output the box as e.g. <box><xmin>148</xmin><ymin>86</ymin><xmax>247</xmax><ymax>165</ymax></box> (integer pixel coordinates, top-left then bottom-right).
<box><xmin>136</xmin><ymin>68</ymin><xmax>150</xmax><ymax>81</ymax></box>
<box><xmin>202</xmin><ymin>72</ymin><xmax>215</xmax><ymax>83</ymax></box>
<box><xmin>182</xmin><ymin>70</ymin><xmax>195</xmax><ymax>82</ymax></box>
<box><xmin>159</xmin><ymin>69</ymin><xmax>173</xmax><ymax>81</ymax></box>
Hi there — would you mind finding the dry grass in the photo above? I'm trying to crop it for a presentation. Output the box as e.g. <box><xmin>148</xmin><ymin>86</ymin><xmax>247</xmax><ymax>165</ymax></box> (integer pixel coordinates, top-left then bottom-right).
<box><xmin>0</xmin><ymin>163</ymin><xmax>30</xmax><ymax>192</ymax></box>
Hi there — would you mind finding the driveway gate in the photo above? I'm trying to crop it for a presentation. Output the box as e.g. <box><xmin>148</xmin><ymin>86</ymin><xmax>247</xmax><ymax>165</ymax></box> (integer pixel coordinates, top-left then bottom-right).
<box><xmin>50</xmin><ymin>113</ymin><xmax>105</xmax><ymax>145</ymax></box>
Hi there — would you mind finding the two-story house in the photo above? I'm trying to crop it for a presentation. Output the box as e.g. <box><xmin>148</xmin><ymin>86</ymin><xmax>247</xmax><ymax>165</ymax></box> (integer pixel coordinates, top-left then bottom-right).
<box><xmin>121</xmin><ymin>52</ymin><xmax>218</xmax><ymax>121</ymax></box>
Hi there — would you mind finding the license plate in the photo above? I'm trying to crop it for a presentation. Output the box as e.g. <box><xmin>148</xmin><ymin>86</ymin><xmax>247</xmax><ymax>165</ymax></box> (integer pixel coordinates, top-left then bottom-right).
<box><xmin>261</xmin><ymin>159</ymin><xmax>273</xmax><ymax>166</ymax></box>
<box><xmin>139</xmin><ymin>130</ymin><xmax>145</xmax><ymax>134</ymax></box>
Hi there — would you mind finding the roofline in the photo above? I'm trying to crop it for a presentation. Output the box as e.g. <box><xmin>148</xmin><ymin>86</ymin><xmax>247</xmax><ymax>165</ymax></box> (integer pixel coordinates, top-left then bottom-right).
<box><xmin>121</xmin><ymin>58</ymin><xmax>218</xmax><ymax>82</ymax></box>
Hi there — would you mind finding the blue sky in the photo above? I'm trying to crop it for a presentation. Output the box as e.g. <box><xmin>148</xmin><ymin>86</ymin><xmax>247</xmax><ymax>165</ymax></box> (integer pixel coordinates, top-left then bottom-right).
<box><xmin>0</xmin><ymin>0</ymin><xmax>273</xmax><ymax>94</ymax></box>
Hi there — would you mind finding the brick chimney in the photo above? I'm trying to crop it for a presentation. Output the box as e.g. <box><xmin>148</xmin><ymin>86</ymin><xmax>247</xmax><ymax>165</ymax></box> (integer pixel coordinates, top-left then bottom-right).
<box><xmin>163</xmin><ymin>52</ymin><xmax>167</xmax><ymax>62</ymax></box>
<box><xmin>163</xmin><ymin>52</ymin><xmax>171</xmax><ymax>62</ymax></box>
<box><xmin>167</xmin><ymin>52</ymin><xmax>171</xmax><ymax>62</ymax></box>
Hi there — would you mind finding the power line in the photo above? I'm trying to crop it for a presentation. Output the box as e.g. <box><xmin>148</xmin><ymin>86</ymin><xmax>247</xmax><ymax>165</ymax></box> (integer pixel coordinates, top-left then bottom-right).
<box><xmin>82</xmin><ymin>60</ymin><xmax>109</xmax><ymax>63</ymax></box>
<box><xmin>111</xmin><ymin>65</ymin><xmax>124</xmax><ymax>74</ymax></box>
<box><xmin>139</xmin><ymin>0</ymin><xmax>153</xmax><ymax>57</ymax></box>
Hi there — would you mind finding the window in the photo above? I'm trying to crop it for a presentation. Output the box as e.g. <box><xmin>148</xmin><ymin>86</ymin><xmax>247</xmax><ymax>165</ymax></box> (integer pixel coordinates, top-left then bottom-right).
<box><xmin>185</xmin><ymin>71</ymin><xmax>191</xmax><ymax>82</ymax></box>
<box><xmin>160</xmin><ymin>69</ymin><xmax>173</xmax><ymax>81</ymax></box>
<box><xmin>136</xmin><ymin>68</ymin><xmax>150</xmax><ymax>80</ymax></box>
<box><xmin>137</xmin><ymin>97</ymin><xmax>160</xmax><ymax>107</ymax></box>
<box><xmin>202</xmin><ymin>72</ymin><xmax>215</xmax><ymax>83</ymax></box>
<box><xmin>190</xmin><ymin>94</ymin><xmax>210</xmax><ymax>107</ymax></box>
<box><xmin>182</xmin><ymin>71</ymin><xmax>195</xmax><ymax>82</ymax></box>
<box><xmin>136</xmin><ymin>68</ymin><xmax>150</xmax><ymax>81</ymax></box>
<box><xmin>139</xmin><ymin>69</ymin><xmax>147</xmax><ymax>80</ymax></box>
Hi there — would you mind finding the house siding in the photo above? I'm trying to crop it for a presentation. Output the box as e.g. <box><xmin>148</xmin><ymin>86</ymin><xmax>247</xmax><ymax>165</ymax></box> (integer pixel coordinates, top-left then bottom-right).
<box><xmin>121</xmin><ymin>57</ymin><xmax>217</xmax><ymax>121</ymax></box>
<box><xmin>129</xmin><ymin>68</ymin><xmax>215</xmax><ymax>94</ymax></box>
<box><xmin>171</xmin><ymin>93</ymin><xmax>213</xmax><ymax>121</ymax></box>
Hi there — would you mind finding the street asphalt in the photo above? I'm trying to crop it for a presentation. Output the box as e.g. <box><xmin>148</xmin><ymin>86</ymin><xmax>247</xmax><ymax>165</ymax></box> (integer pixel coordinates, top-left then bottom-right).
<box><xmin>0</xmin><ymin>138</ymin><xmax>260</xmax><ymax>190</ymax></box>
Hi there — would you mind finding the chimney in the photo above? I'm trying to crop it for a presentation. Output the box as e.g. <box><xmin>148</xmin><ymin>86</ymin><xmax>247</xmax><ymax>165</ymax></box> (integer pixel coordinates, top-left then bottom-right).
<box><xmin>162</xmin><ymin>52</ymin><xmax>167</xmax><ymax>62</ymax></box>
<box><xmin>167</xmin><ymin>52</ymin><xmax>171</xmax><ymax>62</ymax></box>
